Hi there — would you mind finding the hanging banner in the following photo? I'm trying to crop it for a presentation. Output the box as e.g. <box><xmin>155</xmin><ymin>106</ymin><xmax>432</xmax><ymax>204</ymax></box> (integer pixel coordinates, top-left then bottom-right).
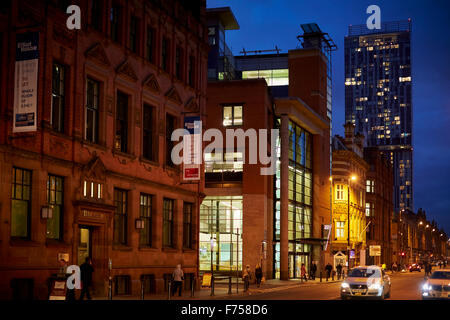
<box><xmin>13</xmin><ymin>32</ymin><xmax>39</xmax><ymax>133</ymax></box>
<box><xmin>183</xmin><ymin>116</ymin><xmax>201</xmax><ymax>181</ymax></box>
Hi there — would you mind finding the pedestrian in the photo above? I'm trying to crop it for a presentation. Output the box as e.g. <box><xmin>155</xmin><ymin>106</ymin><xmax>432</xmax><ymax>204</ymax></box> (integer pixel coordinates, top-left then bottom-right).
<box><xmin>325</xmin><ymin>263</ymin><xmax>332</xmax><ymax>281</ymax></box>
<box><xmin>255</xmin><ymin>264</ymin><xmax>263</xmax><ymax>288</ymax></box>
<box><xmin>336</xmin><ymin>263</ymin><xmax>343</xmax><ymax>280</ymax></box>
<box><xmin>79</xmin><ymin>257</ymin><xmax>94</xmax><ymax>300</ymax></box>
<box><xmin>171</xmin><ymin>264</ymin><xmax>184</xmax><ymax>297</ymax></box>
<box><xmin>310</xmin><ymin>262</ymin><xmax>317</xmax><ymax>280</ymax></box>
<box><xmin>392</xmin><ymin>262</ymin><xmax>397</xmax><ymax>273</ymax></box>
<box><xmin>439</xmin><ymin>261</ymin><xmax>442</xmax><ymax>269</ymax></box>
<box><xmin>243</xmin><ymin>265</ymin><xmax>252</xmax><ymax>292</ymax></box>
<box><xmin>301</xmin><ymin>263</ymin><xmax>307</xmax><ymax>282</ymax></box>
<box><xmin>444</xmin><ymin>260</ymin><xmax>447</xmax><ymax>268</ymax></box>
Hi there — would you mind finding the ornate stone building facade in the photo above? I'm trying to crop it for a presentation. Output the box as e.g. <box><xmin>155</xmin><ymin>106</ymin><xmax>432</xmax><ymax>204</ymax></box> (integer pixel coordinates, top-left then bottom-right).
<box><xmin>0</xmin><ymin>0</ymin><xmax>207</xmax><ymax>299</ymax></box>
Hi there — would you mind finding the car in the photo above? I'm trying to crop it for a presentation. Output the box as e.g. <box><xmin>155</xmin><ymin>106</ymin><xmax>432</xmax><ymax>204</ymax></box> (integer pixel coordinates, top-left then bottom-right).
<box><xmin>341</xmin><ymin>265</ymin><xmax>391</xmax><ymax>300</ymax></box>
<box><xmin>409</xmin><ymin>263</ymin><xmax>421</xmax><ymax>272</ymax></box>
<box><xmin>421</xmin><ymin>269</ymin><xmax>450</xmax><ymax>300</ymax></box>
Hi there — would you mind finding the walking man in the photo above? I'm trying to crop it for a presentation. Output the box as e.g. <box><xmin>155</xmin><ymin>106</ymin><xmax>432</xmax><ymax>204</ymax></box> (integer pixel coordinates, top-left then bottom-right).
<box><xmin>300</xmin><ymin>263</ymin><xmax>307</xmax><ymax>282</ymax></box>
<box><xmin>255</xmin><ymin>264</ymin><xmax>263</xmax><ymax>288</ymax></box>
<box><xmin>172</xmin><ymin>264</ymin><xmax>184</xmax><ymax>297</ymax></box>
<box><xmin>310</xmin><ymin>262</ymin><xmax>317</xmax><ymax>280</ymax></box>
<box><xmin>80</xmin><ymin>257</ymin><xmax>94</xmax><ymax>300</ymax></box>
<box><xmin>325</xmin><ymin>263</ymin><xmax>333</xmax><ymax>281</ymax></box>
<box><xmin>243</xmin><ymin>265</ymin><xmax>252</xmax><ymax>292</ymax></box>
<box><xmin>336</xmin><ymin>263</ymin><xmax>343</xmax><ymax>280</ymax></box>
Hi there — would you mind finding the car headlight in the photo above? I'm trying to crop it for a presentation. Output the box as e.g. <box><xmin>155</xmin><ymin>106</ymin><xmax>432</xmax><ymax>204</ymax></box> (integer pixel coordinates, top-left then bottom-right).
<box><xmin>341</xmin><ymin>282</ymin><xmax>349</xmax><ymax>289</ymax></box>
<box><xmin>369</xmin><ymin>283</ymin><xmax>381</xmax><ymax>290</ymax></box>
<box><xmin>422</xmin><ymin>283</ymin><xmax>431</xmax><ymax>291</ymax></box>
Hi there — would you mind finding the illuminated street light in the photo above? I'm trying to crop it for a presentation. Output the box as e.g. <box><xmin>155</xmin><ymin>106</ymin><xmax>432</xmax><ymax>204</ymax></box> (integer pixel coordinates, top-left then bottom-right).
<box><xmin>351</xmin><ymin>175</ymin><xmax>357</xmax><ymax>181</ymax></box>
<box><xmin>426</xmin><ymin>224</ymin><xmax>430</xmax><ymax>228</ymax></box>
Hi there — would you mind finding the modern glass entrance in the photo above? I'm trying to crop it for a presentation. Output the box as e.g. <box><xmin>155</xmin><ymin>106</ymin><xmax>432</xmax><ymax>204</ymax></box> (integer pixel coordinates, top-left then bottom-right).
<box><xmin>288</xmin><ymin>253</ymin><xmax>310</xmax><ymax>279</ymax></box>
<box><xmin>77</xmin><ymin>226</ymin><xmax>91</xmax><ymax>265</ymax></box>
<box><xmin>199</xmin><ymin>196</ymin><xmax>243</xmax><ymax>273</ymax></box>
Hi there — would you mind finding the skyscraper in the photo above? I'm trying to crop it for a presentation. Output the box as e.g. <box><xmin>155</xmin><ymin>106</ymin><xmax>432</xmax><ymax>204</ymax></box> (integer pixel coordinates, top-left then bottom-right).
<box><xmin>345</xmin><ymin>20</ymin><xmax>413</xmax><ymax>214</ymax></box>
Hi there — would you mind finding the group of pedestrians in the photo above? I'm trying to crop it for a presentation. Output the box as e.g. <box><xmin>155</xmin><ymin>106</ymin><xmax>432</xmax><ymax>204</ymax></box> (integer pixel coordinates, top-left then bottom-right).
<box><xmin>243</xmin><ymin>263</ymin><xmax>264</xmax><ymax>292</ymax></box>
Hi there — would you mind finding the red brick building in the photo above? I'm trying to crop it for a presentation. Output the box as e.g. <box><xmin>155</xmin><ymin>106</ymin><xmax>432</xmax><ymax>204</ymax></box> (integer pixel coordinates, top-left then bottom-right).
<box><xmin>364</xmin><ymin>147</ymin><xmax>394</xmax><ymax>266</ymax></box>
<box><xmin>0</xmin><ymin>0</ymin><xmax>207</xmax><ymax>299</ymax></box>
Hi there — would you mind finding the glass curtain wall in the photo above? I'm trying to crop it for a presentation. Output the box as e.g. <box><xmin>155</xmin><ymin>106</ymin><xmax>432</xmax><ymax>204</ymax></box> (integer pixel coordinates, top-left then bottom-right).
<box><xmin>273</xmin><ymin>119</ymin><xmax>313</xmax><ymax>279</ymax></box>
<box><xmin>199</xmin><ymin>196</ymin><xmax>243</xmax><ymax>273</ymax></box>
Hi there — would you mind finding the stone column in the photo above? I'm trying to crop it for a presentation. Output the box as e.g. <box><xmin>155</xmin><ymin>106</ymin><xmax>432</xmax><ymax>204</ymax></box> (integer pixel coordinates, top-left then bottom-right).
<box><xmin>280</xmin><ymin>114</ymin><xmax>290</xmax><ymax>280</ymax></box>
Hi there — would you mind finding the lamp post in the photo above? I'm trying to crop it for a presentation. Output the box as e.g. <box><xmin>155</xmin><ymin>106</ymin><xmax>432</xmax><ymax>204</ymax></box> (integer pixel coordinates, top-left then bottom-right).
<box><xmin>347</xmin><ymin>174</ymin><xmax>357</xmax><ymax>271</ymax></box>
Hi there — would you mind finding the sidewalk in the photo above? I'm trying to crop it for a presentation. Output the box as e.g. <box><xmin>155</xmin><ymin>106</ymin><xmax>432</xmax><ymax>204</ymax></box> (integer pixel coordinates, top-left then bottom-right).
<box><xmin>92</xmin><ymin>277</ymin><xmax>343</xmax><ymax>301</ymax></box>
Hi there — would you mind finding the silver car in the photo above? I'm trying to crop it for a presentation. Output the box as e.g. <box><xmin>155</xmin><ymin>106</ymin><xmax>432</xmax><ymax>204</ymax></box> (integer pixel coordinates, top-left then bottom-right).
<box><xmin>421</xmin><ymin>269</ymin><xmax>450</xmax><ymax>300</ymax></box>
<box><xmin>341</xmin><ymin>265</ymin><xmax>391</xmax><ymax>300</ymax></box>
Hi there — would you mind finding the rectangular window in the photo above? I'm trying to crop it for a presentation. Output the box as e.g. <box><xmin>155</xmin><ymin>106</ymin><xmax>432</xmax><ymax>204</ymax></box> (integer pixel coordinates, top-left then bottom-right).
<box><xmin>365</xmin><ymin>202</ymin><xmax>374</xmax><ymax>217</ymax></box>
<box><xmin>139</xmin><ymin>193</ymin><xmax>152</xmax><ymax>247</ymax></box>
<box><xmin>223</xmin><ymin>105</ymin><xmax>243</xmax><ymax>126</ymax></box>
<box><xmin>183</xmin><ymin>202</ymin><xmax>193</xmax><ymax>248</ymax></box>
<box><xmin>188</xmin><ymin>55</ymin><xmax>195</xmax><ymax>87</ymax></box>
<box><xmin>366</xmin><ymin>180</ymin><xmax>375</xmax><ymax>193</ymax></box>
<box><xmin>165</xmin><ymin>114</ymin><xmax>176</xmax><ymax>166</ymax></box>
<box><xmin>129</xmin><ymin>16</ymin><xmax>139</xmax><ymax>53</ymax></box>
<box><xmin>142</xmin><ymin>104</ymin><xmax>155</xmax><ymax>161</ymax></box>
<box><xmin>91</xmin><ymin>0</ymin><xmax>102</xmax><ymax>31</ymax></box>
<box><xmin>146</xmin><ymin>27</ymin><xmax>154</xmax><ymax>63</ymax></box>
<box><xmin>163</xmin><ymin>199</ymin><xmax>174</xmax><ymax>247</ymax></box>
<box><xmin>175</xmin><ymin>46</ymin><xmax>183</xmax><ymax>80</ymax></box>
<box><xmin>161</xmin><ymin>37</ymin><xmax>169</xmax><ymax>72</ymax></box>
<box><xmin>336</xmin><ymin>184</ymin><xmax>344</xmax><ymax>200</ymax></box>
<box><xmin>46</xmin><ymin>175</ymin><xmax>63</xmax><ymax>240</ymax></box>
<box><xmin>11</xmin><ymin>168</ymin><xmax>32</xmax><ymax>239</ymax></box>
<box><xmin>115</xmin><ymin>92</ymin><xmax>128</xmax><ymax>153</ymax></box>
<box><xmin>85</xmin><ymin>78</ymin><xmax>100</xmax><ymax>143</ymax></box>
<box><xmin>110</xmin><ymin>3</ymin><xmax>120</xmax><ymax>42</ymax></box>
<box><xmin>336</xmin><ymin>221</ymin><xmax>345</xmax><ymax>239</ymax></box>
<box><xmin>113</xmin><ymin>188</ymin><xmax>127</xmax><ymax>245</ymax></box>
<box><xmin>114</xmin><ymin>275</ymin><xmax>130</xmax><ymax>295</ymax></box>
<box><xmin>52</xmin><ymin>63</ymin><xmax>65</xmax><ymax>133</ymax></box>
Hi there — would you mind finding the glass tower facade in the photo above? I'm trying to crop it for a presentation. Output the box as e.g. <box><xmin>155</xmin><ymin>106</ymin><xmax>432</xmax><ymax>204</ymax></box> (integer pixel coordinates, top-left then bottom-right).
<box><xmin>274</xmin><ymin>119</ymin><xmax>313</xmax><ymax>279</ymax></box>
<box><xmin>345</xmin><ymin>20</ymin><xmax>413</xmax><ymax>213</ymax></box>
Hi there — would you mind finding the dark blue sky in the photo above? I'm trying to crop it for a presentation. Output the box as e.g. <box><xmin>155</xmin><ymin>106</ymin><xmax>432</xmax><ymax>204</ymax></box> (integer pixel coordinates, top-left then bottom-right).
<box><xmin>207</xmin><ymin>0</ymin><xmax>450</xmax><ymax>235</ymax></box>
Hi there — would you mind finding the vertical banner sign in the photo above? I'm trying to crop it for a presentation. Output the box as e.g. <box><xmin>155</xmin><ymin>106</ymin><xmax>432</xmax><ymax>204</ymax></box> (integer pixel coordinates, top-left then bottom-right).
<box><xmin>183</xmin><ymin>116</ymin><xmax>201</xmax><ymax>181</ymax></box>
<box><xmin>13</xmin><ymin>32</ymin><xmax>39</xmax><ymax>133</ymax></box>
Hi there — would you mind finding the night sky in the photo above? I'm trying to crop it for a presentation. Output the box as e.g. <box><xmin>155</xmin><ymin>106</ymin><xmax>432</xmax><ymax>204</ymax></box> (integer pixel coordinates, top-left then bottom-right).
<box><xmin>207</xmin><ymin>0</ymin><xmax>450</xmax><ymax>235</ymax></box>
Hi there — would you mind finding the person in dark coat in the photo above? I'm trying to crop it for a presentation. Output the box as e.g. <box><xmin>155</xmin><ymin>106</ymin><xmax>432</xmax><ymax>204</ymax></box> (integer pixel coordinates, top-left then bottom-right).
<box><xmin>325</xmin><ymin>263</ymin><xmax>333</xmax><ymax>281</ymax></box>
<box><xmin>255</xmin><ymin>264</ymin><xmax>263</xmax><ymax>288</ymax></box>
<box><xmin>336</xmin><ymin>263</ymin><xmax>343</xmax><ymax>280</ymax></box>
<box><xmin>310</xmin><ymin>262</ymin><xmax>317</xmax><ymax>280</ymax></box>
<box><xmin>80</xmin><ymin>257</ymin><xmax>94</xmax><ymax>300</ymax></box>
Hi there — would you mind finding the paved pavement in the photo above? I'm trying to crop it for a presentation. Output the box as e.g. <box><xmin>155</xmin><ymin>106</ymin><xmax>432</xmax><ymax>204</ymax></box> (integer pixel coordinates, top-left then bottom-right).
<box><xmin>91</xmin><ymin>270</ymin><xmax>425</xmax><ymax>300</ymax></box>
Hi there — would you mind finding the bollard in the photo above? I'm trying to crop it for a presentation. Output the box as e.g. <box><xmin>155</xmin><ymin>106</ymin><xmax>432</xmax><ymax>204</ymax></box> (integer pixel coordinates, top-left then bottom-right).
<box><xmin>168</xmin><ymin>281</ymin><xmax>172</xmax><ymax>300</ymax></box>
<box><xmin>108</xmin><ymin>277</ymin><xmax>113</xmax><ymax>300</ymax></box>
<box><xmin>320</xmin><ymin>272</ymin><xmax>322</xmax><ymax>282</ymax></box>
<box><xmin>191</xmin><ymin>278</ymin><xmax>195</xmax><ymax>297</ymax></box>
<box><xmin>141</xmin><ymin>279</ymin><xmax>145</xmax><ymax>300</ymax></box>
<box><xmin>228</xmin><ymin>276</ymin><xmax>232</xmax><ymax>294</ymax></box>
<box><xmin>210</xmin><ymin>276</ymin><xmax>215</xmax><ymax>296</ymax></box>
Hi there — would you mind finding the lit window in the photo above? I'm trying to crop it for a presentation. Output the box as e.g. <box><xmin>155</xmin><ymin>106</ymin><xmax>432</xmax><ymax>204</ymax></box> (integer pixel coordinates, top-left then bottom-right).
<box><xmin>336</xmin><ymin>221</ymin><xmax>345</xmax><ymax>239</ymax></box>
<box><xmin>223</xmin><ymin>105</ymin><xmax>243</xmax><ymax>126</ymax></box>
<box><xmin>336</xmin><ymin>184</ymin><xmax>345</xmax><ymax>200</ymax></box>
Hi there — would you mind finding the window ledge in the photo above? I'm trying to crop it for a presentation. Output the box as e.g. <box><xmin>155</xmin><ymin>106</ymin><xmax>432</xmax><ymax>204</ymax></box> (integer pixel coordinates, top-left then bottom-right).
<box><xmin>182</xmin><ymin>248</ymin><xmax>196</xmax><ymax>253</ymax></box>
<box><xmin>113</xmin><ymin>245</ymin><xmax>133</xmax><ymax>251</ymax></box>
<box><xmin>112</xmin><ymin>150</ymin><xmax>137</xmax><ymax>160</ymax></box>
<box><xmin>45</xmin><ymin>239</ymin><xmax>70</xmax><ymax>247</ymax></box>
<box><xmin>10</xmin><ymin>239</ymin><xmax>41</xmax><ymax>247</ymax></box>
<box><xmin>139</xmin><ymin>157</ymin><xmax>160</xmax><ymax>167</ymax></box>
<box><xmin>138</xmin><ymin>246</ymin><xmax>159</xmax><ymax>252</ymax></box>
<box><xmin>81</xmin><ymin>139</ymin><xmax>107</xmax><ymax>151</ymax></box>
<box><xmin>162</xmin><ymin>247</ymin><xmax>178</xmax><ymax>253</ymax></box>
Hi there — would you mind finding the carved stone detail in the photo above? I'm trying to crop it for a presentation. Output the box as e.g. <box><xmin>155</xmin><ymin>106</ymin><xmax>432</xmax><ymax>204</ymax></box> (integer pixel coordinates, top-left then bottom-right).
<box><xmin>85</xmin><ymin>43</ymin><xmax>111</xmax><ymax>67</ymax></box>
<box><xmin>116</xmin><ymin>60</ymin><xmax>138</xmax><ymax>82</ymax></box>
<box><xmin>165</xmin><ymin>86</ymin><xmax>182</xmax><ymax>105</ymax></box>
<box><xmin>143</xmin><ymin>73</ymin><xmax>161</xmax><ymax>94</ymax></box>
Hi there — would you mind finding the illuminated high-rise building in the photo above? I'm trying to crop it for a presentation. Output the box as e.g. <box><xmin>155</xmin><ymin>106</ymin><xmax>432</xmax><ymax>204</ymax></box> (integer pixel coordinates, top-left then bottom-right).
<box><xmin>345</xmin><ymin>20</ymin><xmax>413</xmax><ymax>214</ymax></box>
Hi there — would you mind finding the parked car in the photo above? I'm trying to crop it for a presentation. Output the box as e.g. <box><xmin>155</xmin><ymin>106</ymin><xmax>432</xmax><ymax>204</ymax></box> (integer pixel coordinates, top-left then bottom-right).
<box><xmin>421</xmin><ymin>269</ymin><xmax>450</xmax><ymax>300</ymax></box>
<box><xmin>341</xmin><ymin>265</ymin><xmax>391</xmax><ymax>300</ymax></box>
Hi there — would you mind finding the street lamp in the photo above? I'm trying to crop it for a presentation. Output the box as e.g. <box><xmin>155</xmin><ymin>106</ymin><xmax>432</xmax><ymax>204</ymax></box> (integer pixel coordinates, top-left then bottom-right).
<box><xmin>347</xmin><ymin>174</ymin><xmax>357</xmax><ymax>270</ymax></box>
<box><xmin>210</xmin><ymin>235</ymin><xmax>216</xmax><ymax>280</ymax></box>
